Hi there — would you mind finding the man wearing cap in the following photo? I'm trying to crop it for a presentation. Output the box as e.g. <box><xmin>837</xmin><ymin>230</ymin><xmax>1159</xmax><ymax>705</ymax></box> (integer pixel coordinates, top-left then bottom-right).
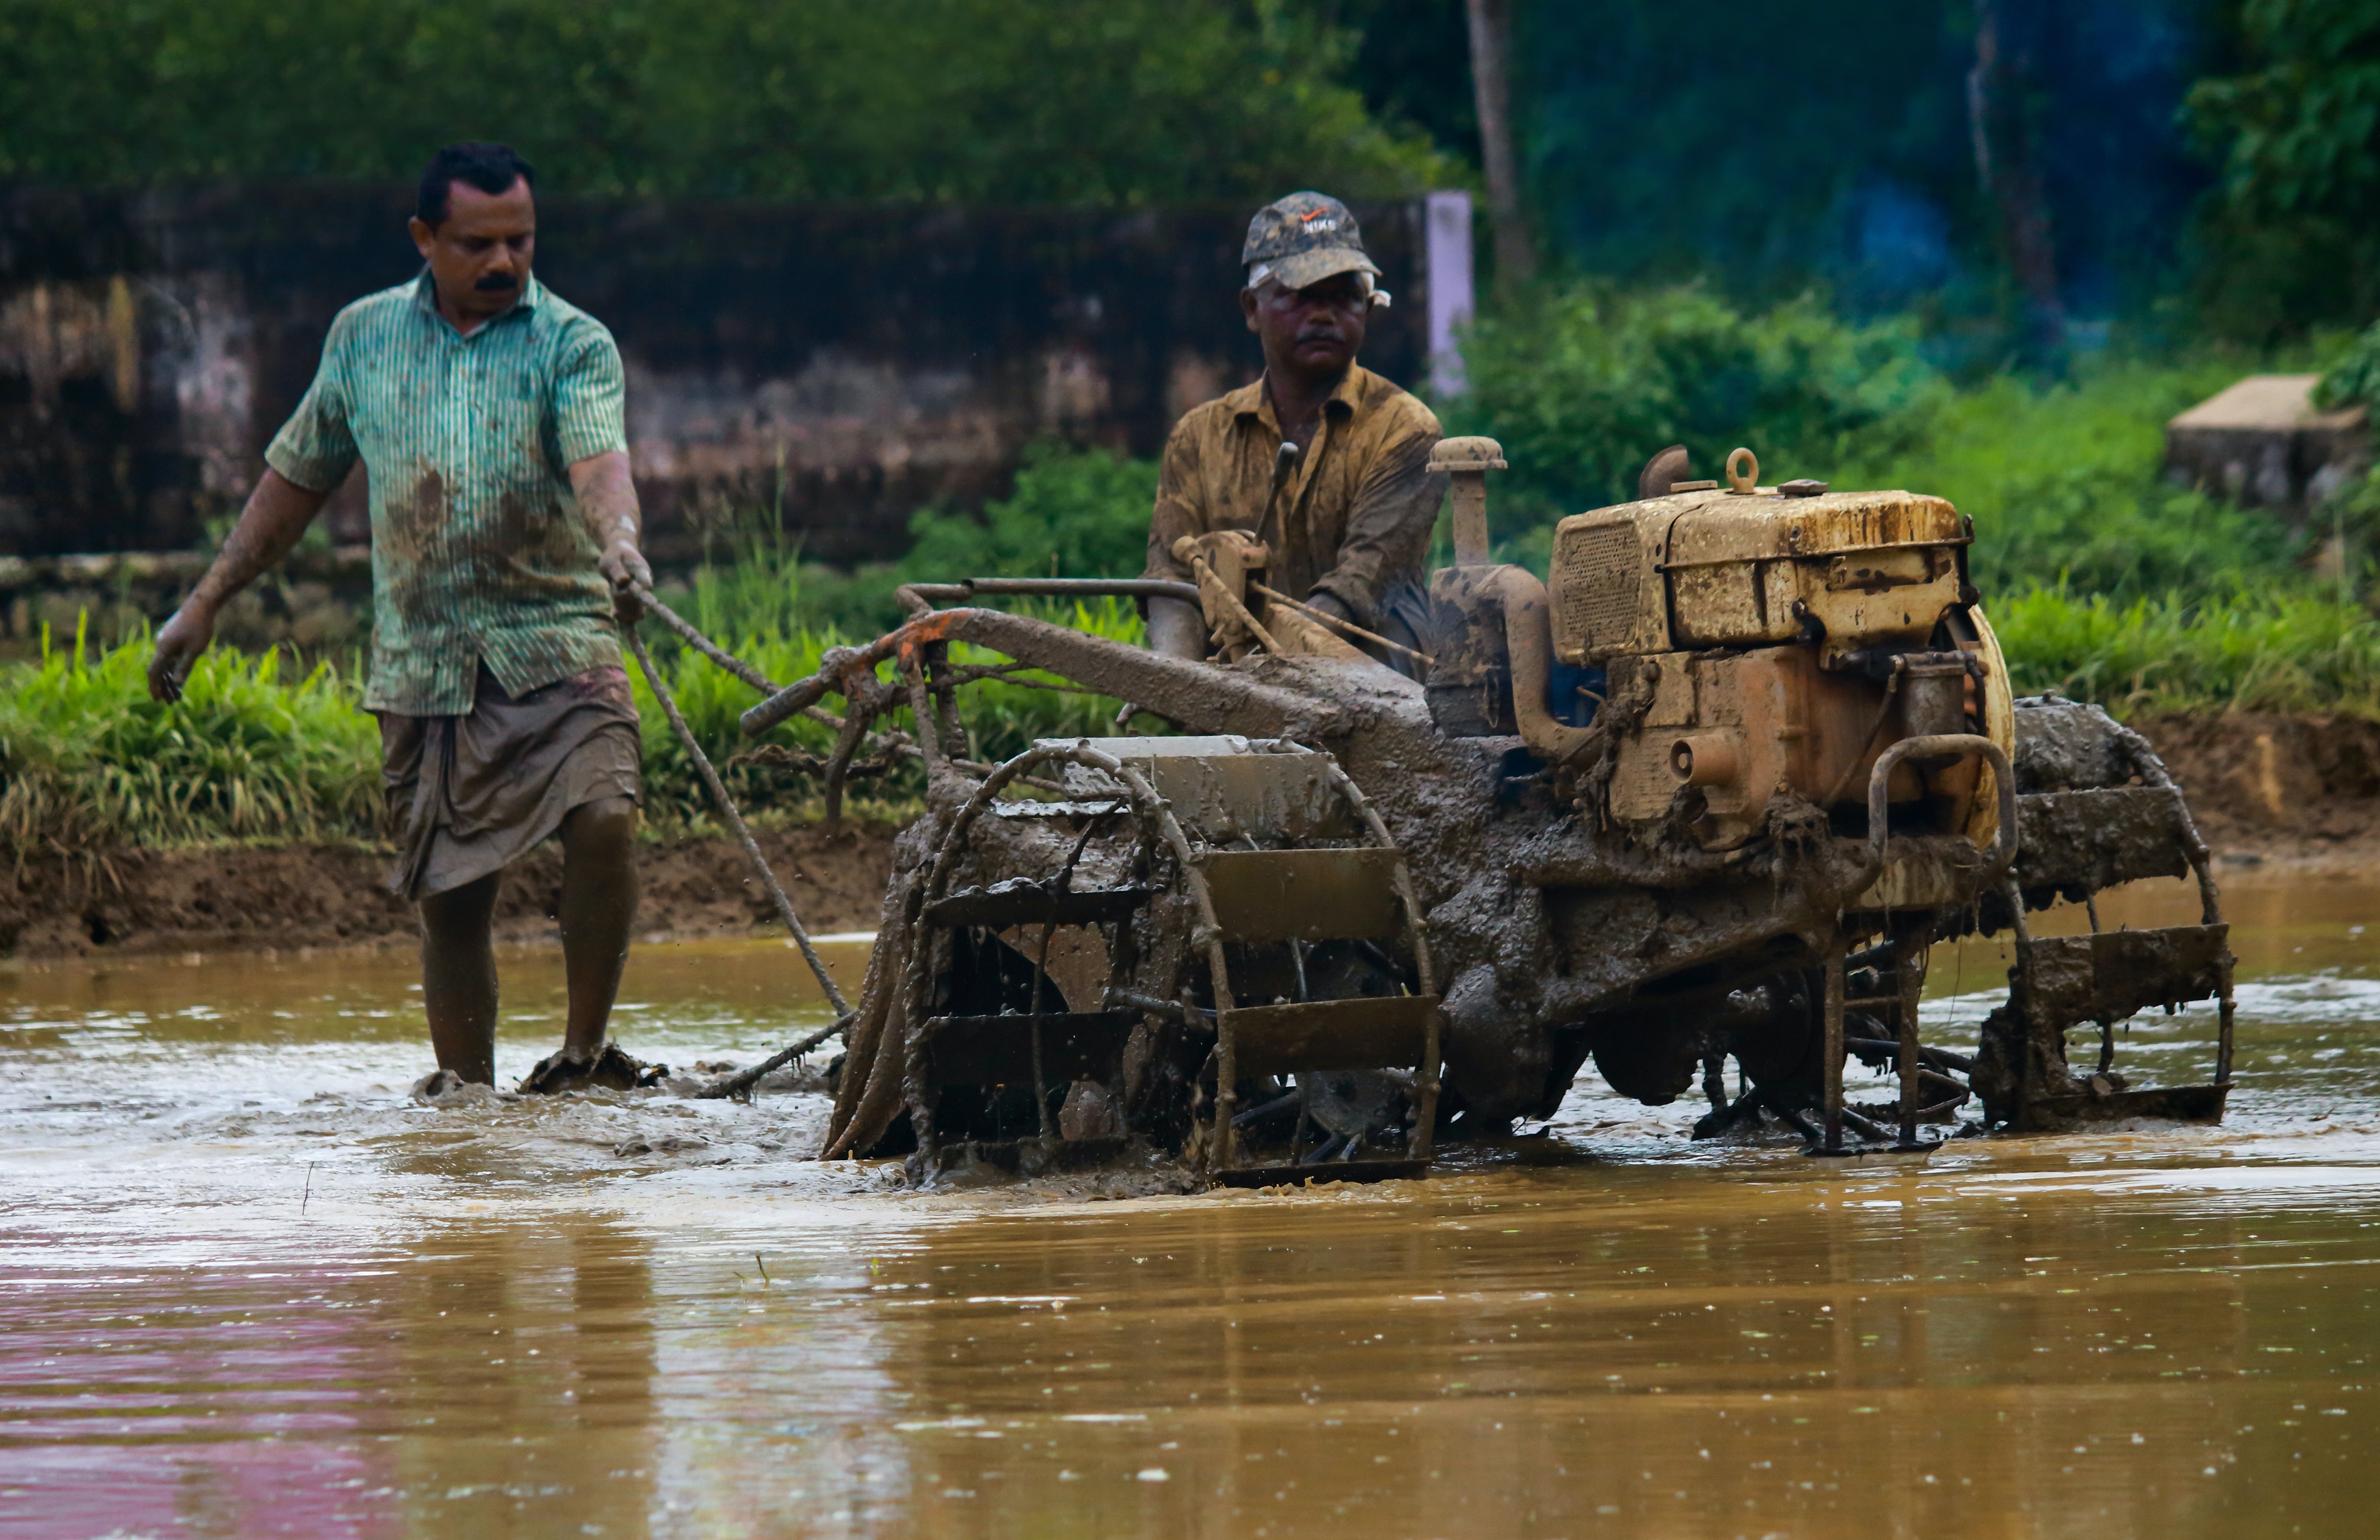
<box><xmin>144</xmin><ymin>142</ymin><xmax>656</xmax><ymax>1098</ymax></box>
<box><xmin>1143</xmin><ymin>192</ymin><xmax>1445</xmax><ymax>671</ymax></box>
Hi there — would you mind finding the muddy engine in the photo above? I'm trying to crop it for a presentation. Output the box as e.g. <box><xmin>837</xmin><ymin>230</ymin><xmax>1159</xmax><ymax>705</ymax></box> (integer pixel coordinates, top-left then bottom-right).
<box><xmin>1425</xmin><ymin>445</ymin><xmax>2008</xmax><ymax>858</ymax></box>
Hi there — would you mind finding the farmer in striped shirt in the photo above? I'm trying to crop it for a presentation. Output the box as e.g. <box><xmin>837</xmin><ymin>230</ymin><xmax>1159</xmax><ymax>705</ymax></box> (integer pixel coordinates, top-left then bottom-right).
<box><xmin>148</xmin><ymin>143</ymin><xmax>655</xmax><ymax>1098</ymax></box>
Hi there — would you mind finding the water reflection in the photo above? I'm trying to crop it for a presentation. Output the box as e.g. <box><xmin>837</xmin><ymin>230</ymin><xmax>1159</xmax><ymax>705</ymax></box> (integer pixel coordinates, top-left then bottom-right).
<box><xmin>1</xmin><ymin>875</ymin><xmax>2377</xmax><ymax>1537</ymax></box>
<box><xmin>382</xmin><ymin>1221</ymin><xmax>659</xmax><ymax>1539</ymax></box>
<box><xmin>850</xmin><ymin>1167</ymin><xmax>2365</xmax><ymax>1537</ymax></box>
<box><xmin>2</xmin><ymin>1216</ymin><xmax>664</xmax><ymax>1540</ymax></box>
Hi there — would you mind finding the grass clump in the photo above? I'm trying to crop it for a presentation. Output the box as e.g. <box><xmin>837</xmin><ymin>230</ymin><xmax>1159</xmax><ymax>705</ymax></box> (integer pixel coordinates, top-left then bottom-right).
<box><xmin>683</xmin><ymin>444</ymin><xmax>1159</xmax><ymax>641</ymax></box>
<box><xmin>0</xmin><ymin>585</ymin><xmax>1146</xmax><ymax>852</ymax></box>
<box><xmin>1992</xmin><ymin>588</ymin><xmax>2380</xmax><ymax>718</ymax></box>
<box><xmin>0</xmin><ymin>619</ymin><xmax>382</xmax><ymax>852</ymax></box>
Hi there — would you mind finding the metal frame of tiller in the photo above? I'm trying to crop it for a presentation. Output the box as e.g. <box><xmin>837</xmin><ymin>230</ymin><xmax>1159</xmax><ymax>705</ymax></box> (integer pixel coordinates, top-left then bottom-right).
<box><xmin>894</xmin><ymin>733</ymin><xmax>1444</xmax><ymax>1187</ymax></box>
<box><xmin>1805</xmin><ymin>733</ymin><xmax>2019</xmax><ymax>1158</ymax></box>
<box><xmin>1980</xmin><ymin>725</ymin><xmax>2238</xmax><ymax>1132</ymax></box>
<box><xmin>691</xmin><ymin>568</ymin><xmax>2237</xmax><ymax>1167</ymax></box>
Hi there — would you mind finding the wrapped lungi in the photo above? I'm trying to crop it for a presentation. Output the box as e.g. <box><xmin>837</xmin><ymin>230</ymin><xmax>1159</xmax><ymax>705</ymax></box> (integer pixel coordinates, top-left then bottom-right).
<box><xmin>380</xmin><ymin>664</ymin><xmax>642</xmax><ymax>901</ymax></box>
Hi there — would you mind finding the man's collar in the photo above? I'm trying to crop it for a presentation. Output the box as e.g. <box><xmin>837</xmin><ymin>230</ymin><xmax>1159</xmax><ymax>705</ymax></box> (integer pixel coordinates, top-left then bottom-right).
<box><xmin>411</xmin><ymin>267</ymin><xmax>543</xmax><ymax>328</ymax></box>
<box><xmin>1232</xmin><ymin>368</ymin><xmax>1364</xmax><ymax>431</ymax></box>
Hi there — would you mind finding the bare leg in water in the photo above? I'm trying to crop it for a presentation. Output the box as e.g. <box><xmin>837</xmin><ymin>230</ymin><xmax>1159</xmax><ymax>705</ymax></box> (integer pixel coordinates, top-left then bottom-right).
<box><xmin>555</xmin><ymin>795</ymin><xmax>640</xmax><ymax>1061</ymax></box>
<box><xmin>420</xmin><ymin>870</ymin><xmax>500</xmax><ymax>1083</ymax></box>
<box><xmin>419</xmin><ymin>795</ymin><xmax>641</xmax><ymax>1084</ymax></box>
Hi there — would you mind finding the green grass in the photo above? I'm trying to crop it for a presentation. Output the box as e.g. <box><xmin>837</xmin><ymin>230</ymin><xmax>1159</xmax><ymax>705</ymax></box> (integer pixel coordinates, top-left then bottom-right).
<box><xmin>1442</xmin><ymin>283</ymin><xmax>2380</xmax><ymax>717</ymax></box>
<box><xmin>1817</xmin><ymin>357</ymin><xmax>2314</xmax><ymax>600</ymax></box>
<box><xmin>0</xmin><ymin>596</ymin><xmax>1145</xmax><ymax>852</ymax></box>
<box><xmin>0</xmin><ymin>617</ymin><xmax>383</xmax><ymax>853</ymax></box>
<box><xmin>15</xmin><ymin>290</ymin><xmax>2380</xmax><ymax>854</ymax></box>
<box><xmin>1449</xmin><ymin>281</ymin><xmax>2333</xmax><ymax>602</ymax></box>
<box><xmin>673</xmin><ymin>441</ymin><xmax>1159</xmax><ymax>639</ymax></box>
<box><xmin>1992</xmin><ymin>587</ymin><xmax>2380</xmax><ymax>719</ymax></box>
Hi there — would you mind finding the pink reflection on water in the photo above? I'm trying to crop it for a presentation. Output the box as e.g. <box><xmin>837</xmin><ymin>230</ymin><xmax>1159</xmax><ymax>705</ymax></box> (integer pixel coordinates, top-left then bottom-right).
<box><xmin>0</xmin><ymin>1258</ymin><xmax>399</xmax><ymax>1540</ymax></box>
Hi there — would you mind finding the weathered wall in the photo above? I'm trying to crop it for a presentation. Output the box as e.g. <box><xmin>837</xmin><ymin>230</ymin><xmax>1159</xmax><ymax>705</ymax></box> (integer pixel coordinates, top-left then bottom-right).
<box><xmin>0</xmin><ymin>186</ymin><xmax>1445</xmax><ymax>564</ymax></box>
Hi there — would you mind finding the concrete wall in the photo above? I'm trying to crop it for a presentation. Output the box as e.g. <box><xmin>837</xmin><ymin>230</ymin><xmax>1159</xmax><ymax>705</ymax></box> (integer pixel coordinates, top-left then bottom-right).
<box><xmin>0</xmin><ymin>186</ymin><xmax>1460</xmax><ymax>565</ymax></box>
<box><xmin>2163</xmin><ymin>374</ymin><xmax>2371</xmax><ymax>516</ymax></box>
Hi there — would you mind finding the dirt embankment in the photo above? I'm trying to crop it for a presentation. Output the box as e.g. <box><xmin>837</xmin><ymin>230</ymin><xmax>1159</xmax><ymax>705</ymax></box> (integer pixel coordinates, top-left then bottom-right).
<box><xmin>3</xmin><ymin>712</ymin><xmax>2374</xmax><ymax>962</ymax></box>
<box><xmin>2135</xmin><ymin>711</ymin><xmax>2380</xmax><ymax>868</ymax></box>
<box><xmin>0</xmin><ymin>822</ymin><xmax>900</xmax><ymax>961</ymax></box>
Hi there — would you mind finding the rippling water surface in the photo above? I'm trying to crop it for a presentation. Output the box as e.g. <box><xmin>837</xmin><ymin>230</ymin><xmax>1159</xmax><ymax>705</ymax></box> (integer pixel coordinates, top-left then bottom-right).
<box><xmin>5</xmin><ymin>872</ymin><xmax>2379</xmax><ymax>1538</ymax></box>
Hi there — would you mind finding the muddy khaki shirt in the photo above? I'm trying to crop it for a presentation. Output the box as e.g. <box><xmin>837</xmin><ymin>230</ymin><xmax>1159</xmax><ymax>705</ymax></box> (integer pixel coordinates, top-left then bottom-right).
<box><xmin>1143</xmin><ymin>366</ymin><xmax>1443</xmax><ymax>633</ymax></box>
<box><xmin>265</xmin><ymin>271</ymin><xmax>629</xmax><ymax>716</ymax></box>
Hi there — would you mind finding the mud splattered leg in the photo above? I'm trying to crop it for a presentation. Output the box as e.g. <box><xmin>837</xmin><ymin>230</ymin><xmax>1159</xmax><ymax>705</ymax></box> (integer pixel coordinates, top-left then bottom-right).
<box><xmin>558</xmin><ymin>795</ymin><xmax>640</xmax><ymax>1059</ymax></box>
<box><xmin>420</xmin><ymin>872</ymin><xmax>500</xmax><ymax>1083</ymax></box>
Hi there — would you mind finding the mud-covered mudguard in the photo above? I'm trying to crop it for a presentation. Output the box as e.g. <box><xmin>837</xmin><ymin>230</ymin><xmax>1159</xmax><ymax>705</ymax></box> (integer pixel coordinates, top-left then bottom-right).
<box><xmin>1963</xmin><ymin>603</ymin><xmax>2019</xmax><ymax>854</ymax></box>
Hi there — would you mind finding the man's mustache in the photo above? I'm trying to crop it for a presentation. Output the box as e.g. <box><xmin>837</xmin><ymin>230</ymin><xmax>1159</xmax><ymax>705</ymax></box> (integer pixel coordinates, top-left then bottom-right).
<box><xmin>474</xmin><ymin>272</ymin><xmax>520</xmax><ymax>292</ymax></box>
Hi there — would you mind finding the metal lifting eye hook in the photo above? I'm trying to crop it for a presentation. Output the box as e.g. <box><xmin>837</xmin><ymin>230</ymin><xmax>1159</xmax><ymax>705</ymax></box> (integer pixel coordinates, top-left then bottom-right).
<box><xmin>1726</xmin><ymin>446</ymin><xmax>1760</xmax><ymax>495</ymax></box>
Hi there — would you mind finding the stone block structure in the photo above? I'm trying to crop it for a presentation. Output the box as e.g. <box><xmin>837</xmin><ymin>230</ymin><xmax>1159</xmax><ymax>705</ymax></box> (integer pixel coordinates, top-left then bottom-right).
<box><xmin>2164</xmin><ymin>373</ymin><xmax>2369</xmax><ymax>514</ymax></box>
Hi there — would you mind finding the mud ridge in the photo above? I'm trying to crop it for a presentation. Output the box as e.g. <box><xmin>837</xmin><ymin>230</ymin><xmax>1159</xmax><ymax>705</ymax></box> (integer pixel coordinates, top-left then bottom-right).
<box><xmin>0</xmin><ymin>821</ymin><xmax>898</xmax><ymax>961</ymax></box>
<box><xmin>4</xmin><ymin>710</ymin><xmax>2376</xmax><ymax>961</ymax></box>
<box><xmin>2136</xmin><ymin>710</ymin><xmax>2380</xmax><ymax>869</ymax></box>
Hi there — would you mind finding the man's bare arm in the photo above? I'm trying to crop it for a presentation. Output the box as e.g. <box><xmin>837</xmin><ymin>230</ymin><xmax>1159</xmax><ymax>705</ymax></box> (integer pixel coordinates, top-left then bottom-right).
<box><xmin>570</xmin><ymin>450</ymin><xmax>652</xmax><ymax>622</ymax></box>
<box><xmin>146</xmin><ymin>470</ymin><xmax>331</xmax><ymax>702</ymax></box>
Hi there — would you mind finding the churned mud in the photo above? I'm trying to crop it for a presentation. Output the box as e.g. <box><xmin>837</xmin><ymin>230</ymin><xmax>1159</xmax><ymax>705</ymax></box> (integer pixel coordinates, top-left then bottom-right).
<box><xmin>2</xmin><ymin>710</ymin><xmax>2377</xmax><ymax>962</ymax></box>
<box><xmin>0</xmin><ymin>820</ymin><xmax>898</xmax><ymax>959</ymax></box>
<box><xmin>4</xmin><ymin>887</ymin><xmax>2380</xmax><ymax>1537</ymax></box>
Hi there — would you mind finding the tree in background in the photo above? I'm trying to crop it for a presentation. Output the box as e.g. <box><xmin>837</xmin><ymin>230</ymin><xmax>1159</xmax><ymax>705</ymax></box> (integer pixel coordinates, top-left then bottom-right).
<box><xmin>0</xmin><ymin>0</ymin><xmax>1449</xmax><ymax>202</ymax></box>
<box><xmin>1968</xmin><ymin>0</ymin><xmax>2068</xmax><ymax>357</ymax></box>
<box><xmin>1463</xmin><ymin>0</ymin><xmax>1536</xmax><ymax>292</ymax></box>
<box><xmin>2188</xmin><ymin>0</ymin><xmax>2380</xmax><ymax>334</ymax></box>
<box><xmin>1376</xmin><ymin>0</ymin><xmax>2228</xmax><ymax>350</ymax></box>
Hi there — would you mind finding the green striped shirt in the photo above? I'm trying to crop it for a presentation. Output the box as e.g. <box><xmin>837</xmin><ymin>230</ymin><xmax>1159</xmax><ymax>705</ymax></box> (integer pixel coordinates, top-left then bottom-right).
<box><xmin>266</xmin><ymin>270</ymin><xmax>630</xmax><ymax>716</ymax></box>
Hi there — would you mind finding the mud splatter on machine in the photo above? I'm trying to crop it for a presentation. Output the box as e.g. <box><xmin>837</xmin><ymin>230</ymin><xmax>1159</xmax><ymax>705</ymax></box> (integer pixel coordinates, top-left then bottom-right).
<box><xmin>738</xmin><ymin>440</ymin><xmax>2233</xmax><ymax>1185</ymax></box>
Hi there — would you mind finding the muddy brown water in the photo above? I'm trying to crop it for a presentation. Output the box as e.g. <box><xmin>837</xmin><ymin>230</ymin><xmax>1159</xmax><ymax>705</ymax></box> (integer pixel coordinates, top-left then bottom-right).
<box><xmin>5</xmin><ymin>872</ymin><xmax>2380</xmax><ymax>1538</ymax></box>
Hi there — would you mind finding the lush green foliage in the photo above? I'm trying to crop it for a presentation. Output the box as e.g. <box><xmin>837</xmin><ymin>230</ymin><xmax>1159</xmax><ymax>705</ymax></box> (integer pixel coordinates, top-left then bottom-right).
<box><xmin>0</xmin><ymin>0</ymin><xmax>1445</xmax><ymax>201</ymax></box>
<box><xmin>901</xmin><ymin>445</ymin><xmax>1158</xmax><ymax>589</ymax></box>
<box><xmin>1447</xmin><ymin>286</ymin><xmax>2311</xmax><ymax>602</ymax></box>
<box><xmin>679</xmin><ymin>445</ymin><xmax>1160</xmax><ymax>642</ymax></box>
<box><xmin>0</xmin><ymin>593</ymin><xmax>1145</xmax><ymax>850</ymax></box>
<box><xmin>2186</xmin><ymin>1</ymin><xmax>2380</xmax><ymax>335</ymax></box>
<box><xmin>2318</xmin><ymin>315</ymin><xmax>2380</xmax><ymax>412</ymax></box>
<box><xmin>1443</xmin><ymin>285</ymin><xmax>2380</xmax><ymax>720</ymax></box>
<box><xmin>2189</xmin><ymin>1</ymin><xmax>2380</xmax><ymax>223</ymax></box>
<box><xmin>1820</xmin><ymin>358</ymin><xmax>2310</xmax><ymax>600</ymax></box>
<box><xmin>1447</xmin><ymin>284</ymin><xmax>1942</xmax><ymax>543</ymax></box>
<box><xmin>0</xmin><ymin>619</ymin><xmax>382</xmax><ymax>851</ymax></box>
<box><xmin>1993</xmin><ymin>587</ymin><xmax>2380</xmax><ymax>718</ymax></box>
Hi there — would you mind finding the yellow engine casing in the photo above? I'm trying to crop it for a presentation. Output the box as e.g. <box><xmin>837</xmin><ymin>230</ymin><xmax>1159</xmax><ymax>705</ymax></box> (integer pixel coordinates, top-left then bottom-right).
<box><xmin>1550</xmin><ymin>487</ymin><xmax>1968</xmax><ymax>666</ymax></box>
<box><xmin>1546</xmin><ymin>485</ymin><xmax>2011</xmax><ymax>870</ymax></box>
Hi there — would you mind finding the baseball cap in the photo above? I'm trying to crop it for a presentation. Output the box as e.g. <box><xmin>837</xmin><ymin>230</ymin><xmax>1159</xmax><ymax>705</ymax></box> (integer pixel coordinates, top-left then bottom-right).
<box><xmin>1242</xmin><ymin>191</ymin><xmax>1384</xmax><ymax>294</ymax></box>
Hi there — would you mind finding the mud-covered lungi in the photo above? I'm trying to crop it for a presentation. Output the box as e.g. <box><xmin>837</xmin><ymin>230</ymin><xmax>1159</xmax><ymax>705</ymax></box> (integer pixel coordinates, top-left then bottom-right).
<box><xmin>379</xmin><ymin>663</ymin><xmax>642</xmax><ymax>901</ymax></box>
